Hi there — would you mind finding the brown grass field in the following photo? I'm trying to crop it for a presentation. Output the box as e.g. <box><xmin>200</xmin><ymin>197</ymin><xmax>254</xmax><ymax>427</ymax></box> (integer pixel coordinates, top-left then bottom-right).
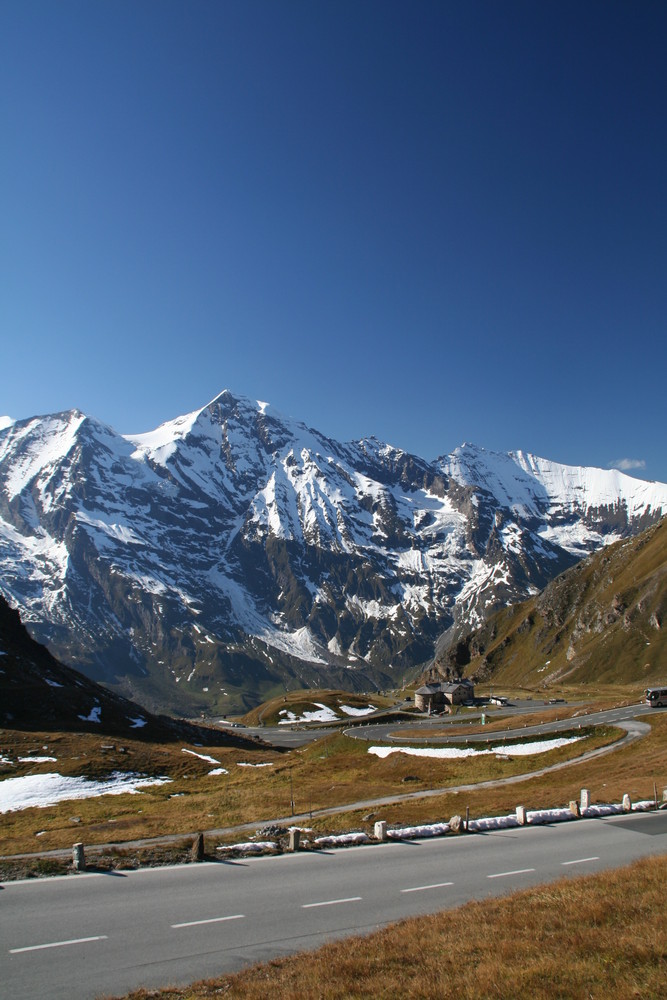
<box><xmin>0</xmin><ymin>720</ymin><xmax>626</xmax><ymax>858</ymax></box>
<box><xmin>109</xmin><ymin>854</ymin><xmax>667</xmax><ymax>999</ymax></box>
<box><xmin>1</xmin><ymin>682</ymin><xmax>665</xmax><ymax>867</ymax></box>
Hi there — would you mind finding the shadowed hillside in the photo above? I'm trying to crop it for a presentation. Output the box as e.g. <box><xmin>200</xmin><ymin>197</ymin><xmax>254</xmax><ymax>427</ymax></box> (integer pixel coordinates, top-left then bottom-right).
<box><xmin>0</xmin><ymin>595</ymin><xmax>263</xmax><ymax>749</ymax></box>
<box><xmin>436</xmin><ymin>516</ymin><xmax>666</xmax><ymax>689</ymax></box>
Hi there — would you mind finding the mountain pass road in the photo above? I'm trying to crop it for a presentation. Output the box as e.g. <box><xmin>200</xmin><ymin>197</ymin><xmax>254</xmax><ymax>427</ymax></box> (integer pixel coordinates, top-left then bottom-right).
<box><xmin>2</xmin><ymin>811</ymin><xmax>666</xmax><ymax>1000</ymax></box>
<box><xmin>344</xmin><ymin>702</ymin><xmax>658</xmax><ymax>744</ymax></box>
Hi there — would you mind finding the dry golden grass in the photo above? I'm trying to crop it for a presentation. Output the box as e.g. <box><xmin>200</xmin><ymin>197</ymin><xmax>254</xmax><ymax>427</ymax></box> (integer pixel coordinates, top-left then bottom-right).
<box><xmin>110</xmin><ymin>854</ymin><xmax>667</xmax><ymax>1000</ymax></box>
<box><xmin>339</xmin><ymin>711</ymin><xmax>667</xmax><ymax>834</ymax></box>
<box><xmin>0</xmin><ymin>729</ymin><xmax>281</xmax><ymax>854</ymax></box>
<box><xmin>1</xmin><ymin>707</ymin><xmax>662</xmax><ymax>858</ymax></box>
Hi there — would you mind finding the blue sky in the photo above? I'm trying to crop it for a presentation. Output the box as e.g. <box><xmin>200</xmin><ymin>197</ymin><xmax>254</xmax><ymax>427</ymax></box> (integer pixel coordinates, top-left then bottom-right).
<box><xmin>2</xmin><ymin>1</ymin><xmax>666</xmax><ymax>480</ymax></box>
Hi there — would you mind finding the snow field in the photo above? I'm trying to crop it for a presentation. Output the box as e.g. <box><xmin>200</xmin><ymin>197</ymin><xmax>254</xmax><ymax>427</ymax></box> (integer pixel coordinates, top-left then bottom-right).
<box><xmin>2</xmin><ymin>390</ymin><xmax>667</xmax><ymax>685</ymax></box>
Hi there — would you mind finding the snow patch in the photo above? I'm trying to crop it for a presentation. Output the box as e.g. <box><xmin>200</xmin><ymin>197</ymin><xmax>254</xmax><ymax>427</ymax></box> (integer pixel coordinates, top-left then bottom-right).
<box><xmin>78</xmin><ymin>705</ymin><xmax>101</xmax><ymax>724</ymax></box>
<box><xmin>182</xmin><ymin>749</ymin><xmax>220</xmax><ymax>764</ymax></box>
<box><xmin>217</xmin><ymin>841</ymin><xmax>277</xmax><ymax>853</ymax></box>
<box><xmin>313</xmin><ymin>832</ymin><xmax>370</xmax><ymax>847</ymax></box>
<box><xmin>278</xmin><ymin>703</ymin><xmax>339</xmax><ymax>724</ymax></box>
<box><xmin>0</xmin><ymin>772</ymin><xmax>171</xmax><ymax>813</ymax></box>
<box><xmin>368</xmin><ymin>736</ymin><xmax>582</xmax><ymax>760</ymax></box>
<box><xmin>388</xmin><ymin>822</ymin><xmax>450</xmax><ymax>839</ymax></box>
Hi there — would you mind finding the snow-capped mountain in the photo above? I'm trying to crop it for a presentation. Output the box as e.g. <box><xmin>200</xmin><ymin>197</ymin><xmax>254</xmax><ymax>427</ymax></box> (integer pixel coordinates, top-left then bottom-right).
<box><xmin>0</xmin><ymin>390</ymin><xmax>665</xmax><ymax>714</ymax></box>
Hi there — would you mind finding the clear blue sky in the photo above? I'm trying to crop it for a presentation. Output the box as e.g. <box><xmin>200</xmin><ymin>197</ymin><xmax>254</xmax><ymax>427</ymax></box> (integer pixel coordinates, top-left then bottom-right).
<box><xmin>2</xmin><ymin>1</ymin><xmax>666</xmax><ymax>481</ymax></box>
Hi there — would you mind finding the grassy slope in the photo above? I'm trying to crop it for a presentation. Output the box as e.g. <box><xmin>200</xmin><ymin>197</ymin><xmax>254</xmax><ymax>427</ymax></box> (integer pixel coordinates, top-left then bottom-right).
<box><xmin>112</xmin><ymin>854</ymin><xmax>667</xmax><ymax>1000</ymax></box>
<box><xmin>1</xmin><ymin>710</ymin><xmax>651</xmax><ymax>857</ymax></box>
<box><xmin>438</xmin><ymin>516</ymin><xmax>667</xmax><ymax>690</ymax></box>
<box><xmin>240</xmin><ymin>688</ymin><xmax>399</xmax><ymax>726</ymax></box>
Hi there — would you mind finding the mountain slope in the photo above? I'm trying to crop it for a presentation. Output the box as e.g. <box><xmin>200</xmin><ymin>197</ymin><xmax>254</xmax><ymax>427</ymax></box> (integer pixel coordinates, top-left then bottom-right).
<box><xmin>0</xmin><ymin>390</ymin><xmax>665</xmax><ymax>714</ymax></box>
<box><xmin>436</xmin><ymin>516</ymin><xmax>667</xmax><ymax>688</ymax></box>
<box><xmin>0</xmin><ymin>595</ymin><xmax>261</xmax><ymax>747</ymax></box>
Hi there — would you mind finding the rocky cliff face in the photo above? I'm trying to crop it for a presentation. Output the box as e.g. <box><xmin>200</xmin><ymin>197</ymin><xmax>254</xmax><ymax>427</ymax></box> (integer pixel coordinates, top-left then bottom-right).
<box><xmin>1</xmin><ymin>390</ymin><xmax>665</xmax><ymax>714</ymax></box>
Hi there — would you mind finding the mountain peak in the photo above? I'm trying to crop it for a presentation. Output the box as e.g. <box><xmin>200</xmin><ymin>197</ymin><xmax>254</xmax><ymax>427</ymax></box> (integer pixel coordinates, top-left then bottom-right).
<box><xmin>1</xmin><ymin>395</ymin><xmax>666</xmax><ymax>714</ymax></box>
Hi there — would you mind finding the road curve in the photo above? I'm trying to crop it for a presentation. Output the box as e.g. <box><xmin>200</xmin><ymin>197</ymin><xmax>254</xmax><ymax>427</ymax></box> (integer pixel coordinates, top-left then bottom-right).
<box><xmin>344</xmin><ymin>703</ymin><xmax>657</xmax><ymax>743</ymax></box>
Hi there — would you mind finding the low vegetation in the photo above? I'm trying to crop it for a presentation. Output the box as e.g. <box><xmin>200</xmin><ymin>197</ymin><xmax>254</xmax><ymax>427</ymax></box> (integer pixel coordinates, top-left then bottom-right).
<box><xmin>110</xmin><ymin>854</ymin><xmax>667</xmax><ymax>999</ymax></box>
<box><xmin>438</xmin><ymin>517</ymin><xmax>667</xmax><ymax>690</ymax></box>
<box><xmin>0</xmin><ymin>709</ymin><xmax>639</xmax><ymax>864</ymax></box>
<box><xmin>239</xmin><ymin>687</ymin><xmax>400</xmax><ymax>727</ymax></box>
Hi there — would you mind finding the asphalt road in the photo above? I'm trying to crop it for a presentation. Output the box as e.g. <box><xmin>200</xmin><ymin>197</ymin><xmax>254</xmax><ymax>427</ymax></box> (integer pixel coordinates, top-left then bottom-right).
<box><xmin>2</xmin><ymin>811</ymin><xmax>666</xmax><ymax>1000</ymax></box>
<box><xmin>240</xmin><ymin>701</ymin><xmax>658</xmax><ymax>749</ymax></box>
<box><xmin>345</xmin><ymin>702</ymin><xmax>658</xmax><ymax>744</ymax></box>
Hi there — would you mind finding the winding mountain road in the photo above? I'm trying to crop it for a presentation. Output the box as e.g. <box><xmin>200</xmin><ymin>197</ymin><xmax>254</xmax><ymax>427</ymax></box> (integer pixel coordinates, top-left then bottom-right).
<box><xmin>3</xmin><ymin>704</ymin><xmax>658</xmax><ymax>865</ymax></box>
<box><xmin>343</xmin><ymin>701</ymin><xmax>657</xmax><ymax>744</ymax></box>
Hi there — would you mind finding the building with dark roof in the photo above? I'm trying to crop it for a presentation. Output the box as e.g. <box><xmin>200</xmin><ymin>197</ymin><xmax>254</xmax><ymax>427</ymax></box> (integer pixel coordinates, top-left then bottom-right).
<box><xmin>414</xmin><ymin>679</ymin><xmax>474</xmax><ymax>713</ymax></box>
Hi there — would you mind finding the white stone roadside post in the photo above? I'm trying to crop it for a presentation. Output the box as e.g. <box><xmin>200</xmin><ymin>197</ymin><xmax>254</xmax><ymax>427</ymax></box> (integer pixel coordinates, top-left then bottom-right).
<box><xmin>72</xmin><ymin>843</ymin><xmax>86</xmax><ymax>872</ymax></box>
<box><xmin>374</xmin><ymin>821</ymin><xmax>387</xmax><ymax>842</ymax></box>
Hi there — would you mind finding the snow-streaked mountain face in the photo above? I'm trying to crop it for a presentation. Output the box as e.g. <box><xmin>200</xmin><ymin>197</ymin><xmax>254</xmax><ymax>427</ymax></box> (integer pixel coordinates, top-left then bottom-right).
<box><xmin>1</xmin><ymin>391</ymin><xmax>665</xmax><ymax>715</ymax></box>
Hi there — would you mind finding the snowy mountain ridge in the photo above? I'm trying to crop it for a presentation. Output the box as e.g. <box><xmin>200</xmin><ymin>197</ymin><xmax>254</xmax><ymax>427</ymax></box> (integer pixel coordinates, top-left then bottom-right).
<box><xmin>0</xmin><ymin>390</ymin><xmax>665</xmax><ymax>714</ymax></box>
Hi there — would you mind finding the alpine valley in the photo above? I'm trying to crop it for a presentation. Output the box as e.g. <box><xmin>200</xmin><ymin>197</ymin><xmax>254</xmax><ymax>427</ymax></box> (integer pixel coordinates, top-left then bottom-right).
<box><xmin>1</xmin><ymin>390</ymin><xmax>665</xmax><ymax>715</ymax></box>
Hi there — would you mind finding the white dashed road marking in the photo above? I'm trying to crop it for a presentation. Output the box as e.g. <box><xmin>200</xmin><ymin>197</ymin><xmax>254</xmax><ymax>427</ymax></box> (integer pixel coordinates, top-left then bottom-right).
<box><xmin>10</xmin><ymin>935</ymin><xmax>108</xmax><ymax>954</ymax></box>
<box><xmin>487</xmin><ymin>868</ymin><xmax>535</xmax><ymax>879</ymax></box>
<box><xmin>172</xmin><ymin>915</ymin><xmax>245</xmax><ymax>929</ymax></box>
<box><xmin>401</xmin><ymin>881</ymin><xmax>454</xmax><ymax>893</ymax></box>
<box><xmin>302</xmin><ymin>896</ymin><xmax>362</xmax><ymax>908</ymax></box>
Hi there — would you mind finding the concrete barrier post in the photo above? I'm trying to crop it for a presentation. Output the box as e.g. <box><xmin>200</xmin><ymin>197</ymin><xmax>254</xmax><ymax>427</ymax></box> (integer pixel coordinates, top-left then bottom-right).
<box><xmin>622</xmin><ymin>794</ymin><xmax>632</xmax><ymax>812</ymax></box>
<box><xmin>569</xmin><ymin>800</ymin><xmax>580</xmax><ymax>818</ymax></box>
<box><xmin>580</xmin><ymin>789</ymin><xmax>590</xmax><ymax>812</ymax></box>
<box><xmin>516</xmin><ymin>805</ymin><xmax>527</xmax><ymax>825</ymax></box>
<box><xmin>373</xmin><ymin>821</ymin><xmax>387</xmax><ymax>842</ymax></box>
<box><xmin>72</xmin><ymin>843</ymin><xmax>86</xmax><ymax>872</ymax></box>
<box><xmin>288</xmin><ymin>828</ymin><xmax>301</xmax><ymax>852</ymax></box>
<box><xmin>192</xmin><ymin>832</ymin><xmax>205</xmax><ymax>861</ymax></box>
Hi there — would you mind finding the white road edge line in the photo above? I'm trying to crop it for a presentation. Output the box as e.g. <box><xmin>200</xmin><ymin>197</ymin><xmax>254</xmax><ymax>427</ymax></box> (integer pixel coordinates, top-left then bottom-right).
<box><xmin>401</xmin><ymin>881</ymin><xmax>454</xmax><ymax>893</ymax></box>
<box><xmin>487</xmin><ymin>868</ymin><xmax>536</xmax><ymax>879</ymax></box>
<box><xmin>302</xmin><ymin>896</ymin><xmax>362</xmax><ymax>908</ymax></box>
<box><xmin>172</xmin><ymin>915</ymin><xmax>245</xmax><ymax>929</ymax></box>
<box><xmin>561</xmin><ymin>857</ymin><xmax>600</xmax><ymax>866</ymax></box>
<box><xmin>10</xmin><ymin>935</ymin><xmax>108</xmax><ymax>954</ymax></box>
